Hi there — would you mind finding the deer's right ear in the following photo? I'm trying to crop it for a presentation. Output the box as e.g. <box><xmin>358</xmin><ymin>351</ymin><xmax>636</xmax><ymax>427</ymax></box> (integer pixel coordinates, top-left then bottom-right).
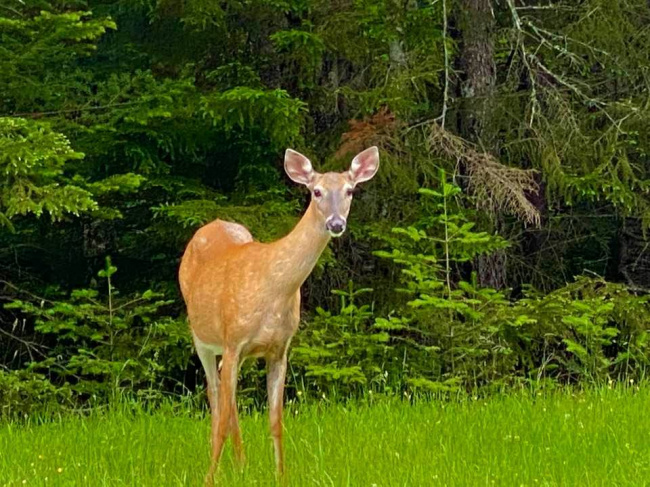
<box><xmin>284</xmin><ymin>149</ymin><xmax>315</xmax><ymax>186</ymax></box>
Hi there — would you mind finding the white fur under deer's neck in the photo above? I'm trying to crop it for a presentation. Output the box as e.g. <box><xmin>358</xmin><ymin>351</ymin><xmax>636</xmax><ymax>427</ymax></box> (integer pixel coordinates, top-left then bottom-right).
<box><xmin>267</xmin><ymin>201</ymin><xmax>330</xmax><ymax>295</ymax></box>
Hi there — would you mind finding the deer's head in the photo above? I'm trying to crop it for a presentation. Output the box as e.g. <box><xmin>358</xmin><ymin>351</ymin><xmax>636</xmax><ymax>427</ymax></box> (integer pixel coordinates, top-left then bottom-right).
<box><xmin>284</xmin><ymin>147</ymin><xmax>380</xmax><ymax>237</ymax></box>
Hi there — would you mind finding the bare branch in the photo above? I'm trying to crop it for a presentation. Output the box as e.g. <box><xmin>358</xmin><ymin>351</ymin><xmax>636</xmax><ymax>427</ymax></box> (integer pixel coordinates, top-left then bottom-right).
<box><xmin>435</xmin><ymin>0</ymin><xmax>450</xmax><ymax>130</ymax></box>
<box><xmin>428</xmin><ymin>122</ymin><xmax>541</xmax><ymax>226</ymax></box>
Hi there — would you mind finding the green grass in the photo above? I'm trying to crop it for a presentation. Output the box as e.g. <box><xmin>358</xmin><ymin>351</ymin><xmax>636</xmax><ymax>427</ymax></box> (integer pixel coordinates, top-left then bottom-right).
<box><xmin>2</xmin><ymin>387</ymin><xmax>650</xmax><ymax>486</ymax></box>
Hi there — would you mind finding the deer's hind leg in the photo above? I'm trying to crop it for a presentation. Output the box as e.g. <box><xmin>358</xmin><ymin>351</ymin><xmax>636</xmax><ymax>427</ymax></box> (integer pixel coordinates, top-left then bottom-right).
<box><xmin>206</xmin><ymin>347</ymin><xmax>241</xmax><ymax>481</ymax></box>
<box><xmin>194</xmin><ymin>335</ymin><xmax>221</xmax><ymax>415</ymax></box>
<box><xmin>228</xmin><ymin>356</ymin><xmax>246</xmax><ymax>467</ymax></box>
<box><xmin>193</xmin><ymin>334</ymin><xmax>221</xmax><ymax>485</ymax></box>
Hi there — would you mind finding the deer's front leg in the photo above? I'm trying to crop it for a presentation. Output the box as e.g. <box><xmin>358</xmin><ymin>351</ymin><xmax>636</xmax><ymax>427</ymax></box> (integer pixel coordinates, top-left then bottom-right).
<box><xmin>267</xmin><ymin>352</ymin><xmax>288</xmax><ymax>476</ymax></box>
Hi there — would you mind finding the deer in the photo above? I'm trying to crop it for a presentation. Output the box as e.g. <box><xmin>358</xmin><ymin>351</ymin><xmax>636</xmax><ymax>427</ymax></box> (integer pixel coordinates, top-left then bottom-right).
<box><xmin>178</xmin><ymin>146</ymin><xmax>379</xmax><ymax>482</ymax></box>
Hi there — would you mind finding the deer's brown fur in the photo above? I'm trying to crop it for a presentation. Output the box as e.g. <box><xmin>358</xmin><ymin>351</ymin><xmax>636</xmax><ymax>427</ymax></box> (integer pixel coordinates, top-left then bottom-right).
<box><xmin>178</xmin><ymin>147</ymin><xmax>379</xmax><ymax>482</ymax></box>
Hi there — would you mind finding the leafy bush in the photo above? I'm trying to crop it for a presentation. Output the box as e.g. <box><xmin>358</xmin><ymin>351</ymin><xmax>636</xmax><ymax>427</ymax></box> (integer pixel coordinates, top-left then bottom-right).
<box><xmin>3</xmin><ymin>258</ymin><xmax>192</xmax><ymax>415</ymax></box>
<box><xmin>290</xmin><ymin>174</ymin><xmax>650</xmax><ymax>398</ymax></box>
<box><xmin>368</xmin><ymin>176</ymin><xmax>650</xmax><ymax>392</ymax></box>
<box><xmin>514</xmin><ymin>278</ymin><xmax>650</xmax><ymax>384</ymax></box>
<box><xmin>291</xmin><ymin>282</ymin><xmax>394</xmax><ymax>397</ymax></box>
<box><xmin>2</xmin><ymin>0</ymin><xmax>650</xmax><ymax>415</ymax></box>
<box><xmin>0</xmin><ymin>368</ymin><xmax>73</xmax><ymax>419</ymax></box>
<box><xmin>200</xmin><ymin>87</ymin><xmax>307</xmax><ymax>151</ymax></box>
<box><xmin>0</xmin><ymin>117</ymin><xmax>95</xmax><ymax>227</ymax></box>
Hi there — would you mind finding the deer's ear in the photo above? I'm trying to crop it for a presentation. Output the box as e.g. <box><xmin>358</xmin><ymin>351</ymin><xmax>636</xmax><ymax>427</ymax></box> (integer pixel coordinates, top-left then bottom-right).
<box><xmin>284</xmin><ymin>149</ymin><xmax>315</xmax><ymax>186</ymax></box>
<box><xmin>349</xmin><ymin>146</ymin><xmax>379</xmax><ymax>184</ymax></box>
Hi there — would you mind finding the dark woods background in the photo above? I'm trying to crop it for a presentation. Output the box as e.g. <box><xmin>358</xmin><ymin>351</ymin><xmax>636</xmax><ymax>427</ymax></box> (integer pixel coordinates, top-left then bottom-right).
<box><xmin>1</xmin><ymin>0</ymin><xmax>650</xmax><ymax>416</ymax></box>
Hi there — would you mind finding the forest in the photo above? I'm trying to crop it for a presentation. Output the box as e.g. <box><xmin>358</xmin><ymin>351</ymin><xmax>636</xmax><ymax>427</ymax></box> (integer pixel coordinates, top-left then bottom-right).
<box><xmin>3</xmin><ymin>1</ymin><xmax>650</xmax><ymax>484</ymax></box>
<box><xmin>2</xmin><ymin>0</ymin><xmax>650</xmax><ymax>435</ymax></box>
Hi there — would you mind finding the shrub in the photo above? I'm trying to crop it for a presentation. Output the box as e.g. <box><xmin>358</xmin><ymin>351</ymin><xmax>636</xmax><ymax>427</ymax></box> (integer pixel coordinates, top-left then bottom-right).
<box><xmin>4</xmin><ymin>258</ymin><xmax>192</xmax><ymax>414</ymax></box>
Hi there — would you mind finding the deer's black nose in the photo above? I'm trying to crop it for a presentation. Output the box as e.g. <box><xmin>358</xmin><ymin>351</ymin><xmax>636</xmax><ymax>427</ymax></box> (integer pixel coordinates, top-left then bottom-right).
<box><xmin>326</xmin><ymin>217</ymin><xmax>346</xmax><ymax>235</ymax></box>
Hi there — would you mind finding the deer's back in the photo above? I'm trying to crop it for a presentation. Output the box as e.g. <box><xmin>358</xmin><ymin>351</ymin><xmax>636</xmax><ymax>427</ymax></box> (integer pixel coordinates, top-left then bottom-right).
<box><xmin>180</xmin><ymin>219</ymin><xmax>297</xmax><ymax>350</ymax></box>
<box><xmin>179</xmin><ymin>218</ymin><xmax>253</xmax><ymax>301</ymax></box>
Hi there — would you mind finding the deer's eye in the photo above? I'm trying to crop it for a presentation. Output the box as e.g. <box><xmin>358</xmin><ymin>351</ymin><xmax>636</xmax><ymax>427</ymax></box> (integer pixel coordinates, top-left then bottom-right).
<box><xmin>313</xmin><ymin>189</ymin><xmax>322</xmax><ymax>198</ymax></box>
<box><xmin>346</xmin><ymin>188</ymin><xmax>354</xmax><ymax>197</ymax></box>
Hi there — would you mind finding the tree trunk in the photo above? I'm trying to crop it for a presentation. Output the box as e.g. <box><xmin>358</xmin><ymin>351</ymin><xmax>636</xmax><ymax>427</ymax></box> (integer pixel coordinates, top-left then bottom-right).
<box><xmin>458</xmin><ymin>0</ymin><xmax>496</xmax><ymax>144</ymax></box>
<box><xmin>617</xmin><ymin>219</ymin><xmax>650</xmax><ymax>288</ymax></box>
<box><xmin>456</xmin><ymin>0</ymin><xmax>506</xmax><ymax>289</ymax></box>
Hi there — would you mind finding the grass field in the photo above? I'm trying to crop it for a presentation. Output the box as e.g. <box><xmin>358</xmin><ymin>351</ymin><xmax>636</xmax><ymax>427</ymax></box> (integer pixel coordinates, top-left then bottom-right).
<box><xmin>1</xmin><ymin>387</ymin><xmax>649</xmax><ymax>486</ymax></box>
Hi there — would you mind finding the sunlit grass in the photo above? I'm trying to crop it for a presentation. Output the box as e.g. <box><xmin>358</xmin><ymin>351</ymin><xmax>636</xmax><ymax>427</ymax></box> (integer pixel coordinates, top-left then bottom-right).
<box><xmin>1</xmin><ymin>386</ymin><xmax>649</xmax><ymax>486</ymax></box>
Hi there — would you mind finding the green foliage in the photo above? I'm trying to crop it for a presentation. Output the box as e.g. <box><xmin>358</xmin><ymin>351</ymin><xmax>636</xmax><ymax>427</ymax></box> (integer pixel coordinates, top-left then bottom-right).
<box><xmin>205</xmin><ymin>62</ymin><xmax>262</xmax><ymax>90</ymax></box>
<box><xmin>4</xmin><ymin>258</ymin><xmax>192</xmax><ymax>409</ymax></box>
<box><xmin>0</xmin><ymin>8</ymin><xmax>116</xmax><ymax>112</ymax></box>
<box><xmin>201</xmin><ymin>87</ymin><xmax>307</xmax><ymax>150</ymax></box>
<box><xmin>271</xmin><ymin>29</ymin><xmax>325</xmax><ymax>88</ymax></box>
<box><xmin>375</xmin><ymin>173</ymin><xmax>509</xmax><ymax>291</ymax></box>
<box><xmin>498</xmin><ymin>0</ymin><xmax>650</xmax><ymax>232</ymax></box>
<box><xmin>0</xmin><ymin>368</ymin><xmax>73</xmax><ymax>419</ymax></box>
<box><xmin>0</xmin><ymin>117</ymin><xmax>95</xmax><ymax>227</ymax></box>
<box><xmin>515</xmin><ymin>277</ymin><xmax>650</xmax><ymax>383</ymax></box>
<box><xmin>1</xmin><ymin>0</ymin><xmax>650</xmax><ymax>415</ymax></box>
<box><xmin>153</xmin><ymin>187</ymin><xmax>300</xmax><ymax>241</ymax></box>
<box><xmin>292</xmin><ymin>282</ymin><xmax>391</xmax><ymax>395</ymax></box>
<box><xmin>358</xmin><ymin>175</ymin><xmax>650</xmax><ymax>392</ymax></box>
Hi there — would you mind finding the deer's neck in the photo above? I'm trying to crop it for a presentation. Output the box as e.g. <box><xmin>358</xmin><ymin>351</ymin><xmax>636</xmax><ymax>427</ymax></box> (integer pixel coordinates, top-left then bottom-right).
<box><xmin>269</xmin><ymin>201</ymin><xmax>330</xmax><ymax>294</ymax></box>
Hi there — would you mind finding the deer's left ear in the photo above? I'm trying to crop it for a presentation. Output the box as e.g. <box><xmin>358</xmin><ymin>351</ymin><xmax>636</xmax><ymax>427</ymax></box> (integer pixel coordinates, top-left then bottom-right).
<box><xmin>349</xmin><ymin>146</ymin><xmax>380</xmax><ymax>184</ymax></box>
